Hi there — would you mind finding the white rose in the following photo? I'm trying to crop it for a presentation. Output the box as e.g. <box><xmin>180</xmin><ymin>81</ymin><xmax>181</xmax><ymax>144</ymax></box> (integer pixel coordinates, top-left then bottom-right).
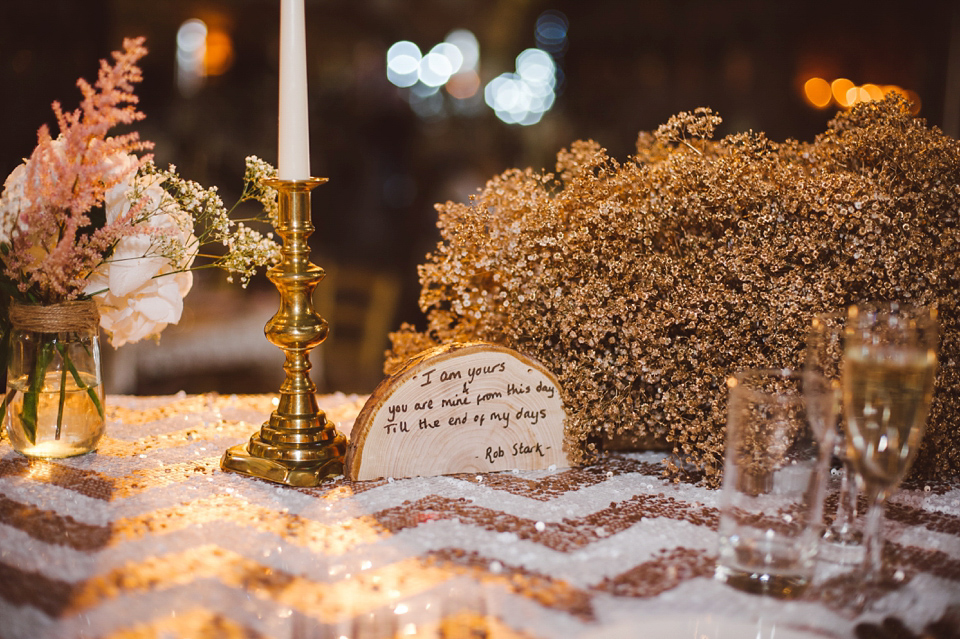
<box><xmin>86</xmin><ymin>161</ymin><xmax>198</xmax><ymax>346</ymax></box>
<box><xmin>99</xmin><ymin>234</ymin><xmax>178</xmax><ymax>298</ymax></box>
<box><xmin>87</xmin><ymin>266</ymin><xmax>193</xmax><ymax>347</ymax></box>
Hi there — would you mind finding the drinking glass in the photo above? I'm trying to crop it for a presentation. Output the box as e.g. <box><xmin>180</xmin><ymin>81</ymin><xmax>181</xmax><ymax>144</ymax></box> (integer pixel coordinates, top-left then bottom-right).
<box><xmin>715</xmin><ymin>369</ymin><xmax>836</xmax><ymax>598</ymax></box>
<box><xmin>842</xmin><ymin>302</ymin><xmax>939</xmax><ymax>583</ymax></box>
<box><xmin>805</xmin><ymin>312</ymin><xmax>863</xmax><ymax>564</ymax></box>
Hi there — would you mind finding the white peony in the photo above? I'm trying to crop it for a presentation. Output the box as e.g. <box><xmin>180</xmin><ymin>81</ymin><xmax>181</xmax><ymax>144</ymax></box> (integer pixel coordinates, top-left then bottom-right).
<box><xmin>86</xmin><ymin>265</ymin><xmax>192</xmax><ymax>347</ymax></box>
<box><xmin>86</xmin><ymin>155</ymin><xmax>198</xmax><ymax>347</ymax></box>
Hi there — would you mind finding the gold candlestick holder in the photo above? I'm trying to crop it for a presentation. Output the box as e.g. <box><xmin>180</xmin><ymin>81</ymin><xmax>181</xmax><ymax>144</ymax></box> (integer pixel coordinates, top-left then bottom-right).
<box><xmin>221</xmin><ymin>177</ymin><xmax>347</xmax><ymax>486</ymax></box>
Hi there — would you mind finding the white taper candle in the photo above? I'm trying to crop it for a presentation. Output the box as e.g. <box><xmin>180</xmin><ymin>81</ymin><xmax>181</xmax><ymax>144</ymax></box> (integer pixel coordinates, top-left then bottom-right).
<box><xmin>277</xmin><ymin>0</ymin><xmax>310</xmax><ymax>180</ymax></box>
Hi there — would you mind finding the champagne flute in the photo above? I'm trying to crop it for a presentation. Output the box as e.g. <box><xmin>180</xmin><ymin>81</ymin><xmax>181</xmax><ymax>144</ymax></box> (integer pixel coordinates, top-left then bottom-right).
<box><xmin>805</xmin><ymin>312</ymin><xmax>863</xmax><ymax>564</ymax></box>
<box><xmin>842</xmin><ymin>302</ymin><xmax>938</xmax><ymax>585</ymax></box>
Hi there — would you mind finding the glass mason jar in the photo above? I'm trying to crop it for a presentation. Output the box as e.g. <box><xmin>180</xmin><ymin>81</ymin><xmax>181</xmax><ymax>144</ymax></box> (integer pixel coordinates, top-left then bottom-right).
<box><xmin>4</xmin><ymin>300</ymin><xmax>105</xmax><ymax>458</ymax></box>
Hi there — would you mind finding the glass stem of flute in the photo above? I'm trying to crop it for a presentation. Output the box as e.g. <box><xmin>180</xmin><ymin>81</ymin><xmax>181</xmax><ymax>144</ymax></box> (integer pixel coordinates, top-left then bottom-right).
<box><xmin>834</xmin><ymin>460</ymin><xmax>859</xmax><ymax>535</ymax></box>
<box><xmin>860</xmin><ymin>485</ymin><xmax>886</xmax><ymax>579</ymax></box>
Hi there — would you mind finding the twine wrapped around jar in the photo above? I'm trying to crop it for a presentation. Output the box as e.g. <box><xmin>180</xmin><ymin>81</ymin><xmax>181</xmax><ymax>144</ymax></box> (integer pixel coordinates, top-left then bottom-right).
<box><xmin>8</xmin><ymin>299</ymin><xmax>100</xmax><ymax>333</ymax></box>
<box><xmin>4</xmin><ymin>298</ymin><xmax>105</xmax><ymax>458</ymax></box>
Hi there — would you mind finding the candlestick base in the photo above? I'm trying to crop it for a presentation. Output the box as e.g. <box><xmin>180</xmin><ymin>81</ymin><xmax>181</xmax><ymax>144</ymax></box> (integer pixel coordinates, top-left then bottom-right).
<box><xmin>222</xmin><ymin>438</ymin><xmax>345</xmax><ymax>487</ymax></box>
<box><xmin>221</xmin><ymin>177</ymin><xmax>347</xmax><ymax>486</ymax></box>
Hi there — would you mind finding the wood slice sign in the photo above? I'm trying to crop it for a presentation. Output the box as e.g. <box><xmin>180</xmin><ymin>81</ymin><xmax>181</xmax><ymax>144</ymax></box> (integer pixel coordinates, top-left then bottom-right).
<box><xmin>346</xmin><ymin>342</ymin><xmax>570</xmax><ymax>481</ymax></box>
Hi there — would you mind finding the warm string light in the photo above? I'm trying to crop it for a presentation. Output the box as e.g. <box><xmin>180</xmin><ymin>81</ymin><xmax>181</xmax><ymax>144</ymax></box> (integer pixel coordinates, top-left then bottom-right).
<box><xmin>803</xmin><ymin>76</ymin><xmax>921</xmax><ymax>113</ymax></box>
<box><xmin>175</xmin><ymin>18</ymin><xmax>235</xmax><ymax>97</ymax></box>
<box><xmin>386</xmin><ymin>10</ymin><xmax>567</xmax><ymax>125</ymax></box>
<box><xmin>485</xmin><ymin>48</ymin><xmax>558</xmax><ymax>126</ymax></box>
<box><xmin>387</xmin><ymin>30</ymin><xmax>483</xmax><ymax>120</ymax></box>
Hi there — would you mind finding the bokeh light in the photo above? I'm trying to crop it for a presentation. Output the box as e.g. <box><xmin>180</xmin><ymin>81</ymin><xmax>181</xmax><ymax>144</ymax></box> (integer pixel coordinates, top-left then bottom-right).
<box><xmin>443</xmin><ymin>29</ymin><xmax>481</xmax><ymax>101</ymax></box>
<box><xmin>176</xmin><ymin>19</ymin><xmax>207</xmax><ymax>96</ymax></box>
<box><xmin>845</xmin><ymin>86</ymin><xmax>864</xmax><ymax>105</ymax></box>
<box><xmin>204</xmin><ymin>28</ymin><xmax>234</xmax><ymax>76</ymax></box>
<box><xmin>485</xmin><ymin>48</ymin><xmax>557</xmax><ymax>125</ymax></box>
<box><xmin>800</xmin><ymin>75</ymin><xmax>921</xmax><ymax>114</ymax></box>
<box><xmin>433</xmin><ymin>43</ymin><xmax>463</xmax><ymax>75</ymax></box>
<box><xmin>387</xmin><ymin>22</ymin><xmax>561</xmax><ymax>125</ymax></box>
<box><xmin>903</xmin><ymin>89</ymin><xmax>922</xmax><ymax>114</ymax></box>
<box><xmin>408</xmin><ymin>85</ymin><xmax>444</xmax><ymax>119</ymax></box>
<box><xmin>535</xmin><ymin>10</ymin><xmax>569</xmax><ymax>54</ymax></box>
<box><xmin>517</xmin><ymin>48</ymin><xmax>556</xmax><ymax>88</ymax></box>
<box><xmin>386</xmin><ymin>30</ymin><xmax>483</xmax><ymax>110</ymax></box>
<box><xmin>803</xmin><ymin>77</ymin><xmax>832</xmax><ymax>108</ymax></box>
<box><xmin>445</xmin><ymin>29</ymin><xmax>479</xmax><ymax>71</ymax></box>
<box><xmin>862</xmin><ymin>83</ymin><xmax>883</xmax><ymax>101</ymax></box>
<box><xmin>485</xmin><ymin>48</ymin><xmax>558</xmax><ymax>126</ymax></box>
<box><xmin>831</xmin><ymin>78</ymin><xmax>855</xmax><ymax>107</ymax></box>
<box><xmin>446</xmin><ymin>70</ymin><xmax>480</xmax><ymax>100</ymax></box>
<box><xmin>419</xmin><ymin>49</ymin><xmax>454</xmax><ymax>87</ymax></box>
<box><xmin>386</xmin><ymin>41</ymin><xmax>421</xmax><ymax>88</ymax></box>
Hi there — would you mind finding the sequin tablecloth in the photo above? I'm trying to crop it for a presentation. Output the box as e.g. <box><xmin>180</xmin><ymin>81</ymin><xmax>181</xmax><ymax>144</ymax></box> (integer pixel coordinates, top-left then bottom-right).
<box><xmin>1</xmin><ymin>393</ymin><xmax>958</xmax><ymax>639</ymax></box>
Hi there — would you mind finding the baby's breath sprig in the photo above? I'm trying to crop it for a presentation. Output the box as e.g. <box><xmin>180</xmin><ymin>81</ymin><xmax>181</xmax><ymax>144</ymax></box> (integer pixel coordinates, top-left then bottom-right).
<box><xmin>144</xmin><ymin>156</ymin><xmax>281</xmax><ymax>287</ymax></box>
<box><xmin>242</xmin><ymin>155</ymin><xmax>280</xmax><ymax>225</ymax></box>
<box><xmin>653</xmin><ymin>106</ymin><xmax>723</xmax><ymax>156</ymax></box>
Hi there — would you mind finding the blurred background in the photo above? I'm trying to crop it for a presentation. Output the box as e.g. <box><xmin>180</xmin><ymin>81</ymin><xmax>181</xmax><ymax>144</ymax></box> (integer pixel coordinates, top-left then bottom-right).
<box><xmin>1</xmin><ymin>0</ymin><xmax>956</xmax><ymax>396</ymax></box>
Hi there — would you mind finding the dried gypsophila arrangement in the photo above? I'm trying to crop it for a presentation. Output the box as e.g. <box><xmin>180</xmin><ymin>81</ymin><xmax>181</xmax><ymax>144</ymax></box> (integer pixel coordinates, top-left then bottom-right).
<box><xmin>388</xmin><ymin>98</ymin><xmax>960</xmax><ymax>487</ymax></box>
<box><xmin>0</xmin><ymin>37</ymin><xmax>281</xmax><ymax>347</ymax></box>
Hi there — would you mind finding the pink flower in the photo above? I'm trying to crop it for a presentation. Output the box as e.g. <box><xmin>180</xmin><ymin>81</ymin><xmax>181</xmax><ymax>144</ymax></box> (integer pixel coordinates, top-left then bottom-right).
<box><xmin>0</xmin><ymin>38</ymin><xmax>152</xmax><ymax>301</ymax></box>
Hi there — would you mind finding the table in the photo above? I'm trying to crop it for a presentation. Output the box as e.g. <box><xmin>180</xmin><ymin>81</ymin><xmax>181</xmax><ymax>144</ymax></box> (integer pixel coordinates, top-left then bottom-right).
<box><xmin>1</xmin><ymin>393</ymin><xmax>958</xmax><ymax>638</ymax></box>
